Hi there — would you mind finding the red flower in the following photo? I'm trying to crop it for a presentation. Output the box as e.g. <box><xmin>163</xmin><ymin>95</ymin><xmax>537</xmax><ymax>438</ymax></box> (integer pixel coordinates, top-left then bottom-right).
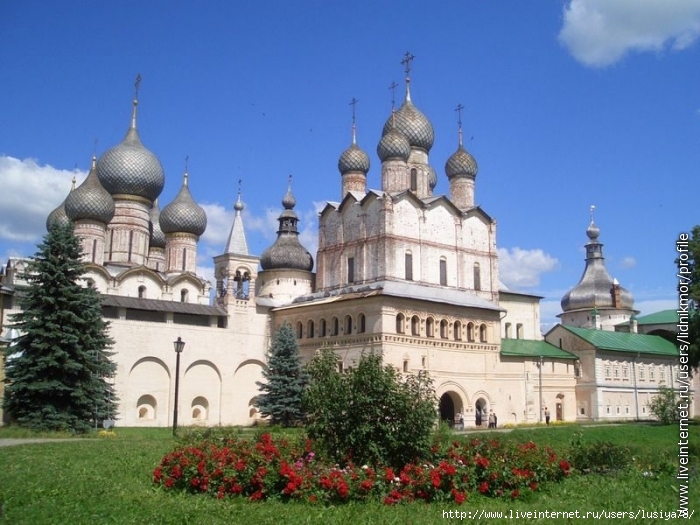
<box><xmin>359</xmin><ymin>479</ymin><xmax>374</xmax><ymax>493</ymax></box>
<box><xmin>478</xmin><ymin>481</ymin><xmax>489</xmax><ymax>494</ymax></box>
<box><xmin>164</xmin><ymin>477</ymin><xmax>175</xmax><ymax>488</ymax></box>
<box><xmin>529</xmin><ymin>481</ymin><xmax>538</xmax><ymax>491</ymax></box>
<box><xmin>475</xmin><ymin>456</ymin><xmax>489</xmax><ymax>469</ymax></box>
<box><xmin>249</xmin><ymin>490</ymin><xmax>264</xmax><ymax>501</ymax></box>
<box><xmin>559</xmin><ymin>459</ymin><xmax>570</xmax><ymax>472</ymax></box>
<box><xmin>451</xmin><ymin>489</ymin><xmax>466</xmax><ymax>504</ymax></box>
<box><xmin>511</xmin><ymin>489</ymin><xmax>520</xmax><ymax>499</ymax></box>
<box><xmin>153</xmin><ymin>467</ymin><xmax>163</xmax><ymax>483</ymax></box>
<box><xmin>385</xmin><ymin>467</ymin><xmax>395</xmax><ymax>482</ymax></box>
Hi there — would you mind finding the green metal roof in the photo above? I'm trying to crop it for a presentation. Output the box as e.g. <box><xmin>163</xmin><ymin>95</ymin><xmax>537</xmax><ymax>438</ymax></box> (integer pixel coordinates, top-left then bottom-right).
<box><xmin>500</xmin><ymin>339</ymin><xmax>578</xmax><ymax>359</ymax></box>
<box><xmin>562</xmin><ymin>326</ymin><xmax>678</xmax><ymax>356</ymax></box>
<box><xmin>633</xmin><ymin>309</ymin><xmax>679</xmax><ymax>326</ymax></box>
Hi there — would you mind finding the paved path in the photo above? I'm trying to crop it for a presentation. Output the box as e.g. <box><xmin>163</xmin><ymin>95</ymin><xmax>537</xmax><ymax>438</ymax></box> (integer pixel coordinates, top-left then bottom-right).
<box><xmin>0</xmin><ymin>438</ymin><xmax>85</xmax><ymax>447</ymax></box>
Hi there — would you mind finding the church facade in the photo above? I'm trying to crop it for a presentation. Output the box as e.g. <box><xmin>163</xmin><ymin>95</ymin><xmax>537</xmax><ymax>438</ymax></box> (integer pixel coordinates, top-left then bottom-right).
<box><xmin>0</xmin><ymin>59</ymin><xmax>688</xmax><ymax>427</ymax></box>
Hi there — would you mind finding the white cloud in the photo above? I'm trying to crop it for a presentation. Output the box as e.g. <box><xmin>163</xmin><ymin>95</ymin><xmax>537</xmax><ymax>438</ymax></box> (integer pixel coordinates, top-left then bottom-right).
<box><xmin>558</xmin><ymin>0</ymin><xmax>700</xmax><ymax>67</ymax></box>
<box><xmin>0</xmin><ymin>156</ymin><xmax>85</xmax><ymax>243</ymax></box>
<box><xmin>634</xmin><ymin>298</ymin><xmax>678</xmax><ymax>316</ymax></box>
<box><xmin>620</xmin><ymin>256</ymin><xmax>637</xmax><ymax>269</ymax></box>
<box><xmin>498</xmin><ymin>247</ymin><xmax>559</xmax><ymax>289</ymax></box>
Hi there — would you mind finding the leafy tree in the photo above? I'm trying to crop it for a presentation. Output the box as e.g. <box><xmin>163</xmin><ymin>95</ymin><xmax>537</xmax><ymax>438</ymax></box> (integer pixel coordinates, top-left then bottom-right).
<box><xmin>2</xmin><ymin>223</ymin><xmax>116</xmax><ymax>433</ymax></box>
<box><xmin>255</xmin><ymin>323</ymin><xmax>307</xmax><ymax>426</ymax></box>
<box><xmin>304</xmin><ymin>348</ymin><xmax>437</xmax><ymax>468</ymax></box>
<box><xmin>677</xmin><ymin>225</ymin><xmax>700</xmax><ymax>373</ymax></box>
<box><xmin>647</xmin><ymin>387</ymin><xmax>681</xmax><ymax>425</ymax></box>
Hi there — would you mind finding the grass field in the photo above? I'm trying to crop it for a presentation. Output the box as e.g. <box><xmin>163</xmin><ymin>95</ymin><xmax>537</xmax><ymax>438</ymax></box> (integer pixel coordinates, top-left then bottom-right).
<box><xmin>0</xmin><ymin>423</ymin><xmax>697</xmax><ymax>524</ymax></box>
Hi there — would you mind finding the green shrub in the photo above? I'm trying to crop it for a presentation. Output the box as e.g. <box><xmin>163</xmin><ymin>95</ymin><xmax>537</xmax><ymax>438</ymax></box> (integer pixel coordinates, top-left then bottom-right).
<box><xmin>568</xmin><ymin>433</ymin><xmax>631</xmax><ymax>473</ymax></box>
<box><xmin>647</xmin><ymin>387</ymin><xmax>682</xmax><ymax>424</ymax></box>
<box><xmin>304</xmin><ymin>349</ymin><xmax>437</xmax><ymax>468</ymax></box>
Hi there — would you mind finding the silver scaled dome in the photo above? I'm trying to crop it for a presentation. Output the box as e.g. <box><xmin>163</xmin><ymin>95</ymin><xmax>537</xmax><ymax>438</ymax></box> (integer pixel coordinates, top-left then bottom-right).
<box><xmin>445</xmin><ymin>144</ymin><xmax>478</xmax><ymax>180</ymax></box>
<box><xmin>96</xmin><ymin>100</ymin><xmax>165</xmax><ymax>201</ymax></box>
<box><xmin>149</xmin><ymin>199</ymin><xmax>166</xmax><ymax>248</ymax></box>
<box><xmin>427</xmin><ymin>165</ymin><xmax>438</xmax><ymax>190</ymax></box>
<box><xmin>160</xmin><ymin>172</ymin><xmax>207</xmax><ymax>236</ymax></box>
<box><xmin>46</xmin><ymin>179</ymin><xmax>75</xmax><ymax>230</ymax></box>
<box><xmin>377</xmin><ymin>125</ymin><xmax>411</xmax><ymax>162</ymax></box>
<box><xmin>260</xmin><ymin>183</ymin><xmax>313</xmax><ymax>272</ymax></box>
<box><xmin>560</xmin><ymin>219</ymin><xmax>635</xmax><ymax>312</ymax></box>
<box><xmin>381</xmin><ymin>97</ymin><xmax>434</xmax><ymax>152</ymax></box>
<box><xmin>65</xmin><ymin>156</ymin><xmax>115</xmax><ymax>224</ymax></box>
<box><xmin>338</xmin><ymin>143</ymin><xmax>370</xmax><ymax>175</ymax></box>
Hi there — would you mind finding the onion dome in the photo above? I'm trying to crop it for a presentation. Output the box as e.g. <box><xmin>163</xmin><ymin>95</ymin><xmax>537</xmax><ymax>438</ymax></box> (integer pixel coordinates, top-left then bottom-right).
<box><xmin>160</xmin><ymin>170</ymin><xmax>207</xmax><ymax>236</ymax></box>
<box><xmin>148</xmin><ymin>199</ymin><xmax>166</xmax><ymax>248</ymax></box>
<box><xmin>260</xmin><ymin>179</ymin><xmax>314</xmax><ymax>271</ymax></box>
<box><xmin>561</xmin><ymin>212</ymin><xmax>635</xmax><ymax>312</ymax></box>
<box><xmin>377</xmin><ymin>122</ymin><xmax>411</xmax><ymax>162</ymax></box>
<box><xmin>381</xmin><ymin>88</ymin><xmax>434</xmax><ymax>152</ymax></box>
<box><xmin>65</xmin><ymin>156</ymin><xmax>115</xmax><ymax>224</ymax></box>
<box><xmin>427</xmin><ymin>165</ymin><xmax>438</xmax><ymax>190</ymax></box>
<box><xmin>46</xmin><ymin>178</ymin><xmax>75</xmax><ymax>230</ymax></box>
<box><xmin>96</xmin><ymin>95</ymin><xmax>165</xmax><ymax>201</ymax></box>
<box><xmin>445</xmin><ymin>145</ymin><xmax>478</xmax><ymax>180</ymax></box>
<box><xmin>338</xmin><ymin>100</ymin><xmax>370</xmax><ymax>175</ymax></box>
<box><xmin>338</xmin><ymin>143</ymin><xmax>370</xmax><ymax>175</ymax></box>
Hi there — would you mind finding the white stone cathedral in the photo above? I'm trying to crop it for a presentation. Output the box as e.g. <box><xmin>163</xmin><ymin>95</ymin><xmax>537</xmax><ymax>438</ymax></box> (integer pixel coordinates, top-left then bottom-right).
<box><xmin>1</xmin><ymin>58</ymin><xmax>691</xmax><ymax>427</ymax></box>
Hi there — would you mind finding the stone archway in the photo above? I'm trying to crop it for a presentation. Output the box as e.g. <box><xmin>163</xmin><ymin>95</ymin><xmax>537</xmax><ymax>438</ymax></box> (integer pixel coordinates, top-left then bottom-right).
<box><xmin>474</xmin><ymin>397</ymin><xmax>488</xmax><ymax>427</ymax></box>
<box><xmin>439</xmin><ymin>391</ymin><xmax>464</xmax><ymax>427</ymax></box>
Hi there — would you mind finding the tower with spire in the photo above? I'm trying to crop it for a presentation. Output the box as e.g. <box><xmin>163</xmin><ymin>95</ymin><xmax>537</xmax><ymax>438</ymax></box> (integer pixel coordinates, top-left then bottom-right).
<box><xmin>559</xmin><ymin>206</ymin><xmax>638</xmax><ymax>330</ymax></box>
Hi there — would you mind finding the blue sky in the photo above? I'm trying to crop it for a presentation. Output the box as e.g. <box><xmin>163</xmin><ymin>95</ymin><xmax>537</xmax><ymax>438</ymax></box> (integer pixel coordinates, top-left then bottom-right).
<box><xmin>1</xmin><ymin>0</ymin><xmax>699</xmax><ymax>331</ymax></box>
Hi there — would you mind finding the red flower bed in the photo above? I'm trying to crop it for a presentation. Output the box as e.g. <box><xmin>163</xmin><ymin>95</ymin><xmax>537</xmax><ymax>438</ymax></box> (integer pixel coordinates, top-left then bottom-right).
<box><xmin>153</xmin><ymin>434</ymin><xmax>571</xmax><ymax>504</ymax></box>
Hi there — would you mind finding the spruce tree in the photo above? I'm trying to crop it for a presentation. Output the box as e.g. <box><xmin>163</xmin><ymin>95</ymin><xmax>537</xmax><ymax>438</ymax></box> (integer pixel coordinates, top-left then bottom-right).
<box><xmin>255</xmin><ymin>323</ymin><xmax>307</xmax><ymax>426</ymax></box>
<box><xmin>2</xmin><ymin>222</ymin><xmax>117</xmax><ymax>433</ymax></box>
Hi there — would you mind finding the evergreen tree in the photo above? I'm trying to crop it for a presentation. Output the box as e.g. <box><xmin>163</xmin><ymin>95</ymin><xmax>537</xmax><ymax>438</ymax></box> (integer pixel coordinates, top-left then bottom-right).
<box><xmin>255</xmin><ymin>323</ymin><xmax>307</xmax><ymax>426</ymax></box>
<box><xmin>2</xmin><ymin>223</ymin><xmax>116</xmax><ymax>433</ymax></box>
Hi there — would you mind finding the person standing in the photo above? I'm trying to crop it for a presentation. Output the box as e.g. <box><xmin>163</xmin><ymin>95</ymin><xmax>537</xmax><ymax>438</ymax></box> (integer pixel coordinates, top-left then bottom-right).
<box><xmin>488</xmin><ymin>410</ymin><xmax>496</xmax><ymax>429</ymax></box>
<box><xmin>545</xmin><ymin>407</ymin><xmax>551</xmax><ymax>425</ymax></box>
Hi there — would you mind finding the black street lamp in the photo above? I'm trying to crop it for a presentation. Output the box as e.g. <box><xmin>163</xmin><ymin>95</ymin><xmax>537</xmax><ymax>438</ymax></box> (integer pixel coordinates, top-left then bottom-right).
<box><xmin>172</xmin><ymin>336</ymin><xmax>185</xmax><ymax>436</ymax></box>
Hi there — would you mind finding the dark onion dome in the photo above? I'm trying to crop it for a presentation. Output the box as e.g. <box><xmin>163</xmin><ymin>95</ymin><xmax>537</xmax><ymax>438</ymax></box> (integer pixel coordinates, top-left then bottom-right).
<box><xmin>338</xmin><ymin>142</ymin><xmax>370</xmax><ymax>175</ymax></box>
<box><xmin>148</xmin><ymin>198</ymin><xmax>166</xmax><ymax>248</ymax></box>
<box><xmin>427</xmin><ymin>165</ymin><xmax>438</xmax><ymax>190</ymax></box>
<box><xmin>46</xmin><ymin>178</ymin><xmax>75</xmax><ymax>230</ymax></box>
<box><xmin>377</xmin><ymin>124</ymin><xmax>411</xmax><ymax>162</ymax></box>
<box><xmin>96</xmin><ymin>98</ymin><xmax>165</xmax><ymax>201</ymax></box>
<box><xmin>381</xmin><ymin>93</ymin><xmax>434</xmax><ymax>152</ymax></box>
<box><xmin>65</xmin><ymin>156</ymin><xmax>115</xmax><ymax>224</ymax></box>
<box><xmin>160</xmin><ymin>172</ymin><xmax>207</xmax><ymax>236</ymax></box>
<box><xmin>260</xmin><ymin>181</ymin><xmax>313</xmax><ymax>271</ymax></box>
<box><xmin>445</xmin><ymin>144</ymin><xmax>478</xmax><ymax>180</ymax></box>
<box><xmin>561</xmin><ymin>218</ymin><xmax>635</xmax><ymax>312</ymax></box>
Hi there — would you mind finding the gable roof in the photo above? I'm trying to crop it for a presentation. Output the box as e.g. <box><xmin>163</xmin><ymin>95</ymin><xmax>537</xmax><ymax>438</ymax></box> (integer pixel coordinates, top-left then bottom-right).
<box><xmin>559</xmin><ymin>325</ymin><xmax>678</xmax><ymax>357</ymax></box>
<box><xmin>500</xmin><ymin>338</ymin><xmax>578</xmax><ymax>359</ymax></box>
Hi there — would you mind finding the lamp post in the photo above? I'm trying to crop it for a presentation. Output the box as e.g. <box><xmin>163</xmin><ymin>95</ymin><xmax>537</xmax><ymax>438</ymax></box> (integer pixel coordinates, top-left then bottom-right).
<box><xmin>172</xmin><ymin>336</ymin><xmax>185</xmax><ymax>436</ymax></box>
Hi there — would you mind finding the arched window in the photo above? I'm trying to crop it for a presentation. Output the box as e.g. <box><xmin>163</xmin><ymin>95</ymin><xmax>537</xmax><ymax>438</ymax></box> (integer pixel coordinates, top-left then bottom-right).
<box><xmin>411</xmin><ymin>315</ymin><xmax>420</xmax><ymax>336</ymax></box>
<box><xmin>136</xmin><ymin>394</ymin><xmax>157</xmax><ymax>420</ymax></box>
<box><xmin>479</xmin><ymin>324</ymin><xmax>487</xmax><ymax>343</ymax></box>
<box><xmin>344</xmin><ymin>315</ymin><xmax>353</xmax><ymax>334</ymax></box>
<box><xmin>332</xmin><ymin>317</ymin><xmax>339</xmax><ymax>336</ymax></box>
<box><xmin>358</xmin><ymin>314</ymin><xmax>366</xmax><ymax>334</ymax></box>
<box><xmin>454</xmin><ymin>320</ymin><xmax>462</xmax><ymax>341</ymax></box>
<box><xmin>426</xmin><ymin>317</ymin><xmax>435</xmax><ymax>338</ymax></box>
<box><xmin>180</xmin><ymin>289</ymin><xmax>188</xmax><ymax>303</ymax></box>
<box><xmin>467</xmin><ymin>322</ymin><xmax>475</xmax><ymax>342</ymax></box>
<box><xmin>473</xmin><ymin>263</ymin><xmax>481</xmax><ymax>291</ymax></box>
<box><xmin>440</xmin><ymin>320</ymin><xmax>449</xmax><ymax>339</ymax></box>
<box><xmin>138</xmin><ymin>285</ymin><xmax>146</xmax><ymax>299</ymax></box>
<box><xmin>516</xmin><ymin>323</ymin><xmax>524</xmax><ymax>339</ymax></box>
<box><xmin>296</xmin><ymin>321</ymin><xmax>303</xmax><ymax>339</ymax></box>
<box><xmin>439</xmin><ymin>258</ymin><xmax>447</xmax><ymax>286</ymax></box>
<box><xmin>396</xmin><ymin>313</ymin><xmax>405</xmax><ymax>334</ymax></box>
<box><xmin>505</xmin><ymin>322</ymin><xmax>512</xmax><ymax>339</ymax></box>
<box><xmin>191</xmin><ymin>396</ymin><xmax>209</xmax><ymax>421</ymax></box>
<box><xmin>307</xmin><ymin>319</ymin><xmax>315</xmax><ymax>338</ymax></box>
<box><xmin>320</xmin><ymin>319</ymin><xmax>327</xmax><ymax>337</ymax></box>
<box><xmin>403</xmin><ymin>360</ymin><xmax>409</xmax><ymax>373</ymax></box>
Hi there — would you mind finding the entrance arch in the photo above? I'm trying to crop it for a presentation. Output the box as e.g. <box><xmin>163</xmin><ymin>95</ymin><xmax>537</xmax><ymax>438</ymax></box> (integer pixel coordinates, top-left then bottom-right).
<box><xmin>474</xmin><ymin>397</ymin><xmax>489</xmax><ymax>427</ymax></box>
<box><xmin>439</xmin><ymin>391</ymin><xmax>464</xmax><ymax>426</ymax></box>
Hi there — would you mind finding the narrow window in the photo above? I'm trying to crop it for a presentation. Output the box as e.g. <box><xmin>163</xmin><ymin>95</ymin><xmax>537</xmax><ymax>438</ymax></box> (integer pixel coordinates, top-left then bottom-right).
<box><xmin>182</xmin><ymin>248</ymin><xmax>187</xmax><ymax>272</ymax></box>
<box><xmin>347</xmin><ymin>256</ymin><xmax>355</xmax><ymax>283</ymax></box>
<box><xmin>307</xmin><ymin>320</ymin><xmax>315</xmax><ymax>338</ymax></box>
<box><xmin>180</xmin><ymin>289</ymin><xmax>188</xmax><ymax>303</ymax></box>
<box><xmin>410</xmin><ymin>168</ymin><xmax>417</xmax><ymax>191</ymax></box>
<box><xmin>440</xmin><ymin>320</ymin><xmax>449</xmax><ymax>339</ymax></box>
<box><xmin>396</xmin><ymin>313</ymin><xmax>405</xmax><ymax>334</ymax></box>
<box><xmin>426</xmin><ymin>318</ymin><xmax>434</xmax><ymax>337</ymax></box>
<box><xmin>411</xmin><ymin>315</ymin><xmax>420</xmax><ymax>336</ymax></box>
<box><xmin>128</xmin><ymin>231</ymin><xmax>134</xmax><ymax>262</ymax></box>
<box><xmin>358</xmin><ymin>314</ymin><xmax>366</xmax><ymax>333</ymax></box>
<box><xmin>92</xmin><ymin>239</ymin><xmax>97</xmax><ymax>263</ymax></box>
<box><xmin>345</xmin><ymin>315</ymin><xmax>352</xmax><ymax>334</ymax></box>
<box><xmin>473</xmin><ymin>263</ymin><xmax>481</xmax><ymax>291</ymax></box>
<box><xmin>320</xmin><ymin>319</ymin><xmax>327</xmax><ymax>337</ymax></box>
<box><xmin>439</xmin><ymin>258</ymin><xmax>447</xmax><ymax>286</ymax></box>
<box><xmin>405</xmin><ymin>252</ymin><xmax>413</xmax><ymax>281</ymax></box>
<box><xmin>505</xmin><ymin>322</ymin><xmax>512</xmax><ymax>339</ymax></box>
<box><xmin>516</xmin><ymin>323</ymin><xmax>523</xmax><ymax>339</ymax></box>
<box><xmin>467</xmin><ymin>322</ymin><xmax>475</xmax><ymax>342</ymax></box>
<box><xmin>403</xmin><ymin>360</ymin><xmax>409</xmax><ymax>373</ymax></box>
<box><xmin>138</xmin><ymin>285</ymin><xmax>146</xmax><ymax>299</ymax></box>
<box><xmin>332</xmin><ymin>317</ymin><xmax>339</xmax><ymax>336</ymax></box>
<box><xmin>479</xmin><ymin>324</ymin><xmax>487</xmax><ymax>342</ymax></box>
<box><xmin>454</xmin><ymin>320</ymin><xmax>462</xmax><ymax>341</ymax></box>
<box><xmin>296</xmin><ymin>322</ymin><xmax>303</xmax><ymax>339</ymax></box>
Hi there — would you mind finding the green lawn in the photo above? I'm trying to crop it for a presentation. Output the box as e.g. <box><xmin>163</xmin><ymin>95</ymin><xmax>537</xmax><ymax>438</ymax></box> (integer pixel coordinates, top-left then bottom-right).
<box><xmin>0</xmin><ymin>423</ymin><xmax>697</xmax><ymax>524</ymax></box>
